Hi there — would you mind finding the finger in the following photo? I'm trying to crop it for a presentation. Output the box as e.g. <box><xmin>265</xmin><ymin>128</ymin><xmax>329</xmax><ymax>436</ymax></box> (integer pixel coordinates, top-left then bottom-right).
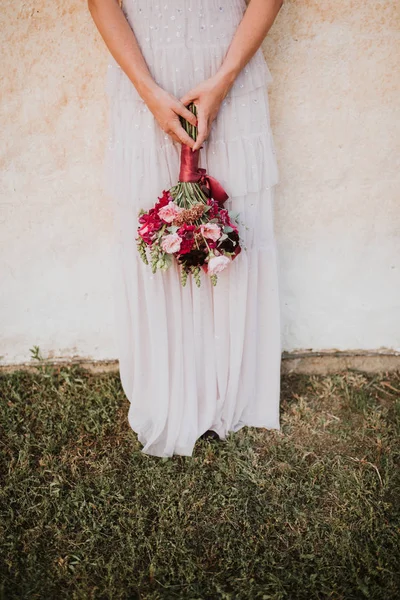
<box><xmin>175</xmin><ymin>102</ymin><xmax>198</xmax><ymax>127</ymax></box>
<box><xmin>172</xmin><ymin>123</ymin><xmax>195</xmax><ymax>148</ymax></box>
<box><xmin>193</xmin><ymin>129</ymin><xmax>208</xmax><ymax>151</ymax></box>
<box><xmin>168</xmin><ymin>131</ymin><xmax>181</xmax><ymax>145</ymax></box>
<box><xmin>179</xmin><ymin>91</ymin><xmax>196</xmax><ymax>106</ymax></box>
<box><xmin>193</xmin><ymin>115</ymin><xmax>208</xmax><ymax>151</ymax></box>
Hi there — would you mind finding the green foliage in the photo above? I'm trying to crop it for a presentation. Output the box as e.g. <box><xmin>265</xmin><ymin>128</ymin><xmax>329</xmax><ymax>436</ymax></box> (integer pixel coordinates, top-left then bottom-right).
<box><xmin>0</xmin><ymin>366</ymin><xmax>399</xmax><ymax>599</ymax></box>
<box><xmin>192</xmin><ymin>266</ymin><xmax>201</xmax><ymax>288</ymax></box>
<box><xmin>150</xmin><ymin>244</ymin><xmax>160</xmax><ymax>274</ymax></box>
<box><xmin>180</xmin><ymin>268</ymin><xmax>188</xmax><ymax>287</ymax></box>
<box><xmin>210</xmin><ymin>274</ymin><xmax>218</xmax><ymax>286</ymax></box>
<box><xmin>136</xmin><ymin>238</ymin><xmax>149</xmax><ymax>265</ymax></box>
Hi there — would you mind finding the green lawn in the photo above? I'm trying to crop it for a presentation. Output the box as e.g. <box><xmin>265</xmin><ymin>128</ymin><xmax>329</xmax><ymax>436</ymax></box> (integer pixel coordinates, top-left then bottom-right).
<box><xmin>0</xmin><ymin>364</ymin><xmax>399</xmax><ymax>599</ymax></box>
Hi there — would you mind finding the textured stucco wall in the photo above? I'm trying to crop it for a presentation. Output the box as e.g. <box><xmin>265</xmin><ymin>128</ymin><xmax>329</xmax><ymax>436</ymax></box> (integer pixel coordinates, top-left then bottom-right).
<box><xmin>264</xmin><ymin>0</ymin><xmax>400</xmax><ymax>352</ymax></box>
<box><xmin>1</xmin><ymin>0</ymin><xmax>399</xmax><ymax>364</ymax></box>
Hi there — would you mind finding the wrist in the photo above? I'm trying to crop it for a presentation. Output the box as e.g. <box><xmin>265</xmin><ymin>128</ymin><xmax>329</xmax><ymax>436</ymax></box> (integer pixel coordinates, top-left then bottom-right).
<box><xmin>135</xmin><ymin>74</ymin><xmax>159</xmax><ymax>102</ymax></box>
<box><xmin>215</xmin><ymin>63</ymin><xmax>240</xmax><ymax>92</ymax></box>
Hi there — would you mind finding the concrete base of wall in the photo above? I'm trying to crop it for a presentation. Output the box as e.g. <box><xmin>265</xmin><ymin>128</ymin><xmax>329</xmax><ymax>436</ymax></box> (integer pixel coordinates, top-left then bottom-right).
<box><xmin>1</xmin><ymin>351</ymin><xmax>399</xmax><ymax>375</ymax></box>
<box><xmin>281</xmin><ymin>351</ymin><xmax>400</xmax><ymax>374</ymax></box>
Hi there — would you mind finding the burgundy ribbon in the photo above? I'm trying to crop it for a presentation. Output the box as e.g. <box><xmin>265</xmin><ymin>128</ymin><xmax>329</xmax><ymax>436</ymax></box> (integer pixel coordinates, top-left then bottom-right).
<box><xmin>178</xmin><ymin>144</ymin><xmax>229</xmax><ymax>204</ymax></box>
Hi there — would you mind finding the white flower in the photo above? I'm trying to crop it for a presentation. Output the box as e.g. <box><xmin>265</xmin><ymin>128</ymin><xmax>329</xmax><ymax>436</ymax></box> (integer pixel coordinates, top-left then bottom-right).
<box><xmin>161</xmin><ymin>233</ymin><xmax>182</xmax><ymax>254</ymax></box>
<box><xmin>158</xmin><ymin>201</ymin><xmax>183</xmax><ymax>223</ymax></box>
<box><xmin>199</xmin><ymin>223</ymin><xmax>221</xmax><ymax>242</ymax></box>
<box><xmin>208</xmin><ymin>254</ymin><xmax>230</xmax><ymax>276</ymax></box>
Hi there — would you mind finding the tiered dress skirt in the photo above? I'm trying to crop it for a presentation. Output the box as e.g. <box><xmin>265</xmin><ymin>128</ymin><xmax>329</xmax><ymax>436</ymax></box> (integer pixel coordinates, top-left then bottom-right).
<box><xmin>104</xmin><ymin>0</ymin><xmax>282</xmax><ymax>457</ymax></box>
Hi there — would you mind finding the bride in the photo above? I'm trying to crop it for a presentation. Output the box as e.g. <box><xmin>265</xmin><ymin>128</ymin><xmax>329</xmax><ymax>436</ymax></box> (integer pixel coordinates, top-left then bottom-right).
<box><xmin>88</xmin><ymin>0</ymin><xmax>284</xmax><ymax>457</ymax></box>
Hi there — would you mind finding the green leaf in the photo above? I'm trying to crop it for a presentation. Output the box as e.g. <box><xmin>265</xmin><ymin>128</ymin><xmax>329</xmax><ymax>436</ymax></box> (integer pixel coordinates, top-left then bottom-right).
<box><xmin>161</xmin><ymin>254</ymin><xmax>173</xmax><ymax>271</ymax></box>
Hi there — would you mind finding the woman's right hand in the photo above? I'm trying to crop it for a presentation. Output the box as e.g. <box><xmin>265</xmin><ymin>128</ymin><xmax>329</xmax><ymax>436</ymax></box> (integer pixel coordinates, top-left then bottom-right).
<box><xmin>87</xmin><ymin>0</ymin><xmax>197</xmax><ymax>146</ymax></box>
<box><xmin>141</xmin><ymin>83</ymin><xmax>198</xmax><ymax>148</ymax></box>
<box><xmin>87</xmin><ymin>1</ymin><xmax>197</xmax><ymax>146</ymax></box>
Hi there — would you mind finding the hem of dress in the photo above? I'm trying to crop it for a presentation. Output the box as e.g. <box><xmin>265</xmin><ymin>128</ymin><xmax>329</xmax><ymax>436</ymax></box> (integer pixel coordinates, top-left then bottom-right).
<box><xmin>130</xmin><ymin>420</ymin><xmax>281</xmax><ymax>458</ymax></box>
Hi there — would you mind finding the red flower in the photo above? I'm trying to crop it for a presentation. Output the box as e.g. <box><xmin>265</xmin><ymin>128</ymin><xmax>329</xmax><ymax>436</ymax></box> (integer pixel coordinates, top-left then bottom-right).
<box><xmin>180</xmin><ymin>238</ymin><xmax>195</xmax><ymax>254</ymax></box>
<box><xmin>177</xmin><ymin>224</ymin><xmax>196</xmax><ymax>255</ymax></box>
<box><xmin>138</xmin><ymin>211</ymin><xmax>162</xmax><ymax>244</ymax></box>
<box><xmin>178</xmin><ymin>224</ymin><xmax>196</xmax><ymax>233</ymax></box>
<box><xmin>207</xmin><ymin>199</ymin><xmax>219</xmax><ymax>219</ymax></box>
<box><xmin>154</xmin><ymin>190</ymin><xmax>172</xmax><ymax>214</ymax></box>
<box><xmin>217</xmin><ymin>208</ymin><xmax>231</xmax><ymax>226</ymax></box>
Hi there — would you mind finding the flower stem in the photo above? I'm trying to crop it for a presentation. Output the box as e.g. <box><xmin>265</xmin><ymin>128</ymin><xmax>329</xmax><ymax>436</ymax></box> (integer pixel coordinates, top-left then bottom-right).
<box><xmin>180</xmin><ymin>103</ymin><xmax>198</xmax><ymax>142</ymax></box>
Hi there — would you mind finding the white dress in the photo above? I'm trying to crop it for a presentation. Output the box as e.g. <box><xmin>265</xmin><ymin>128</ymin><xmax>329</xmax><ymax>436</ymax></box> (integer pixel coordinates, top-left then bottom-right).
<box><xmin>105</xmin><ymin>0</ymin><xmax>282</xmax><ymax>457</ymax></box>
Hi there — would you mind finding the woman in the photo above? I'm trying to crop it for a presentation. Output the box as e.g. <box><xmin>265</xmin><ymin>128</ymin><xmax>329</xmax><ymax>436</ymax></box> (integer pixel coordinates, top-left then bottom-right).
<box><xmin>88</xmin><ymin>0</ymin><xmax>283</xmax><ymax>457</ymax></box>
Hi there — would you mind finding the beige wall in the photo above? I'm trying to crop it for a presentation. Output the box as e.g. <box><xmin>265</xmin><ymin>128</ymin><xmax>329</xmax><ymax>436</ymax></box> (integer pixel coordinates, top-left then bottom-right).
<box><xmin>1</xmin><ymin>1</ymin><xmax>399</xmax><ymax>364</ymax></box>
<box><xmin>266</xmin><ymin>1</ymin><xmax>400</xmax><ymax>352</ymax></box>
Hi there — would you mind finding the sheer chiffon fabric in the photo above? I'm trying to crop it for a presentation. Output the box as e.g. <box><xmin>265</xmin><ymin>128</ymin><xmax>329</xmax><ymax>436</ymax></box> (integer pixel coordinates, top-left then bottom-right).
<box><xmin>105</xmin><ymin>0</ymin><xmax>282</xmax><ymax>457</ymax></box>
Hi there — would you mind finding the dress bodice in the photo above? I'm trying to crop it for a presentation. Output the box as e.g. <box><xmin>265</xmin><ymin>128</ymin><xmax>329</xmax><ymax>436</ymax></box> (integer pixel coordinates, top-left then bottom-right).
<box><xmin>121</xmin><ymin>0</ymin><xmax>248</xmax><ymax>50</ymax></box>
<box><xmin>107</xmin><ymin>0</ymin><xmax>273</xmax><ymax>102</ymax></box>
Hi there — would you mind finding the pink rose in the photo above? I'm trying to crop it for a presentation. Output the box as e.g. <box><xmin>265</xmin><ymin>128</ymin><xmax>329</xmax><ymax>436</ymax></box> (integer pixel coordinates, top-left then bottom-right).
<box><xmin>158</xmin><ymin>201</ymin><xmax>183</xmax><ymax>223</ymax></box>
<box><xmin>208</xmin><ymin>254</ymin><xmax>231</xmax><ymax>276</ymax></box>
<box><xmin>161</xmin><ymin>233</ymin><xmax>182</xmax><ymax>254</ymax></box>
<box><xmin>200</xmin><ymin>223</ymin><xmax>221</xmax><ymax>242</ymax></box>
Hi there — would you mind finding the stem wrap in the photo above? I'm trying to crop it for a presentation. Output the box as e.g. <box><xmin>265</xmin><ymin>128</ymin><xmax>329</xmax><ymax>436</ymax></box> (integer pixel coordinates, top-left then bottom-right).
<box><xmin>178</xmin><ymin>144</ymin><xmax>229</xmax><ymax>205</ymax></box>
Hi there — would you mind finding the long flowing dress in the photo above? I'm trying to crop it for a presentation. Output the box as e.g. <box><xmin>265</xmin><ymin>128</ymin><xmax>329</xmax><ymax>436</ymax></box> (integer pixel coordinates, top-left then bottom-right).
<box><xmin>104</xmin><ymin>0</ymin><xmax>282</xmax><ymax>457</ymax></box>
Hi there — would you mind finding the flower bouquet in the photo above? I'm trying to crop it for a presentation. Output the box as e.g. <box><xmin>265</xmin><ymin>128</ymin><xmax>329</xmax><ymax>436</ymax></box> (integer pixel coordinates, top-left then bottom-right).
<box><xmin>136</xmin><ymin>103</ymin><xmax>242</xmax><ymax>287</ymax></box>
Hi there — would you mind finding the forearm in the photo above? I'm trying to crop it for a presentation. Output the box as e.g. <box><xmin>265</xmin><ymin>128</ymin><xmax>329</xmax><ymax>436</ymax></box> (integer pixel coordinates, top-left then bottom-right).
<box><xmin>87</xmin><ymin>0</ymin><xmax>157</xmax><ymax>99</ymax></box>
<box><xmin>218</xmin><ymin>0</ymin><xmax>283</xmax><ymax>86</ymax></box>
<box><xmin>88</xmin><ymin>0</ymin><xmax>198</xmax><ymax>146</ymax></box>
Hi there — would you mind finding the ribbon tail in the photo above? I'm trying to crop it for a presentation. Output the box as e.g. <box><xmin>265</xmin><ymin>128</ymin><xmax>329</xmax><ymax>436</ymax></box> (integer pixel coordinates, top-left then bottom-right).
<box><xmin>198</xmin><ymin>168</ymin><xmax>229</xmax><ymax>204</ymax></box>
<box><xmin>205</xmin><ymin>174</ymin><xmax>229</xmax><ymax>204</ymax></box>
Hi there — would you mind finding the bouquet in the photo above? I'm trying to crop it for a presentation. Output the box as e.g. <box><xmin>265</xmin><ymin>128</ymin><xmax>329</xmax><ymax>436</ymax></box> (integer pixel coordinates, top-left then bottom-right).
<box><xmin>136</xmin><ymin>103</ymin><xmax>242</xmax><ymax>287</ymax></box>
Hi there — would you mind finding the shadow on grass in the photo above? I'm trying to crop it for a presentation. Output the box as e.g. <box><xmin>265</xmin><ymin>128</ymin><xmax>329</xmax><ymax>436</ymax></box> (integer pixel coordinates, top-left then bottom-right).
<box><xmin>0</xmin><ymin>365</ymin><xmax>399</xmax><ymax>599</ymax></box>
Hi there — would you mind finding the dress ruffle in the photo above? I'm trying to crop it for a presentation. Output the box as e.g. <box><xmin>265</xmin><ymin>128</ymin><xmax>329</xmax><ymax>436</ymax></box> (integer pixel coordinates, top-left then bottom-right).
<box><xmin>105</xmin><ymin>84</ymin><xmax>280</xmax><ymax>213</ymax></box>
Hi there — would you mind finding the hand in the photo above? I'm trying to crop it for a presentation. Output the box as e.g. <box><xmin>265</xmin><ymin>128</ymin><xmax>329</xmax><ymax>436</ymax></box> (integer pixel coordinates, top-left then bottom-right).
<box><xmin>142</xmin><ymin>83</ymin><xmax>198</xmax><ymax>148</ymax></box>
<box><xmin>179</xmin><ymin>72</ymin><xmax>234</xmax><ymax>151</ymax></box>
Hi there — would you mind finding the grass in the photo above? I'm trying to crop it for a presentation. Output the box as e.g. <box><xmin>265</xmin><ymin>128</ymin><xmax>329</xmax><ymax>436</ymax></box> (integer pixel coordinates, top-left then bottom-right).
<box><xmin>0</xmin><ymin>362</ymin><xmax>399</xmax><ymax>599</ymax></box>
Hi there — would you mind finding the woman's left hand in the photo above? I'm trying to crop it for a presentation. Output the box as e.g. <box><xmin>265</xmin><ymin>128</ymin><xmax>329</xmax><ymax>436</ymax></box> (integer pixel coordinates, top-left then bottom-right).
<box><xmin>179</xmin><ymin>72</ymin><xmax>234</xmax><ymax>151</ymax></box>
